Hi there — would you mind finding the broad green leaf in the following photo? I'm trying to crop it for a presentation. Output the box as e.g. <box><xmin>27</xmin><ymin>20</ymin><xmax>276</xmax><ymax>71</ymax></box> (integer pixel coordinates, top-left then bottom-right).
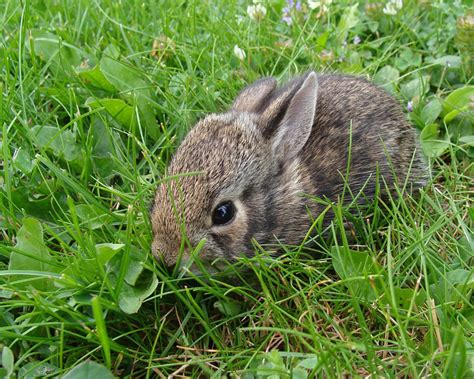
<box><xmin>95</xmin><ymin>244</ymin><xmax>125</xmax><ymax>266</ymax></box>
<box><xmin>77</xmin><ymin>65</ymin><xmax>116</xmax><ymax>92</ymax></box>
<box><xmin>124</xmin><ymin>259</ymin><xmax>144</xmax><ymax>286</ymax></box>
<box><xmin>103</xmin><ymin>43</ymin><xmax>120</xmax><ymax>59</ymax></box>
<box><xmin>18</xmin><ymin>362</ymin><xmax>58</xmax><ymax>378</ymax></box>
<box><xmin>61</xmin><ymin>253</ymin><xmax>107</xmax><ymax>287</ymax></box>
<box><xmin>13</xmin><ymin>148</ymin><xmax>35</xmax><ymax>174</ymax></box>
<box><xmin>430</xmin><ymin>55</ymin><xmax>462</xmax><ymax>69</ymax></box>
<box><xmin>267</xmin><ymin>349</ymin><xmax>286</xmax><ymax>368</ymax></box>
<box><xmin>332</xmin><ymin>248</ymin><xmax>379</xmax><ymax>278</ymax></box>
<box><xmin>214</xmin><ymin>298</ymin><xmax>242</xmax><ymax>316</ymax></box>
<box><xmin>296</xmin><ymin>356</ymin><xmax>318</xmax><ymax>370</ymax></box>
<box><xmin>331</xmin><ymin>247</ymin><xmax>381</xmax><ymax>301</ymax></box>
<box><xmin>292</xmin><ymin>367</ymin><xmax>308</xmax><ymax>379</ymax></box>
<box><xmin>28</xmin><ymin>30</ymin><xmax>61</xmax><ymax>62</ymax></box>
<box><xmin>337</xmin><ymin>4</ymin><xmax>359</xmax><ymax>45</ymax></box>
<box><xmin>401</xmin><ymin>75</ymin><xmax>430</xmax><ymax>100</ymax></box>
<box><xmin>373</xmin><ymin>66</ymin><xmax>399</xmax><ymax>94</ymax></box>
<box><xmin>100</xmin><ymin>57</ymin><xmax>147</xmax><ymax>94</ymax></box>
<box><xmin>459</xmin><ymin>136</ymin><xmax>474</xmax><ymax>146</ymax></box>
<box><xmin>367</xmin><ymin>20</ymin><xmax>379</xmax><ymax>33</ymax></box>
<box><xmin>9</xmin><ymin>186</ymin><xmax>64</xmax><ymax>222</ymax></box>
<box><xmin>445</xmin><ymin>269</ymin><xmax>474</xmax><ymax>288</ymax></box>
<box><xmin>421</xmin><ymin>98</ymin><xmax>442</xmax><ymax>125</ymax></box>
<box><xmin>380</xmin><ymin>287</ymin><xmax>426</xmax><ymax>310</ymax></box>
<box><xmin>38</xmin><ymin>86</ymin><xmax>72</xmax><ymax>104</ymax></box>
<box><xmin>394</xmin><ymin>48</ymin><xmax>422</xmax><ymax>71</ymax></box>
<box><xmin>2</xmin><ymin>346</ymin><xmax>14</xmax><ymax>377</ymax></box>
<box><xmin>31</xmin><ymin>125</ymin><xmax>81</xmax><ymax>161</ymax></box>
<box><xmin>0</xmin><ymin>289</ymin><xmax>13</xmax><ymax>299</ymax></box>
<box><xmin>29</xmin><ymin>29</ymin><xmax>91</xmax><ymax>76</ymax></box>
<box><xmin>91</xmin><ymin>117</ymin><xmax>115</xmax><ymax>158</ymax></box>
<box><xmin>444</xmin><ymin>331</ymin><xmax>470</xmax><ymax>379</ymax></box>
<box><xmin>444</xmin><ymin>109</ymin><xmax>462</xmax><ymax>123</ymax></box>
<box><xmin>432</xmin><ymin>269</ymin><xmax>474</xmax><ymax>307</ymax></box>
<box><xmin>256</xmin><ymin>366</ymin><xmax>285</xmax><ymax>378</ymax></box>
<box><xmin>118</xmin><ymin>269</ymin><xmax>158</xmax><ymax>314</ymax></box>
<box><xmin>344</xmin><ymin>51</ymin><xmax>363</xmax><ymax>72</ymax></box>
<box><xmin>316</xmin><ymin>31</ymin><xmax>329</xmax><ymax>49</ymax></box>
<box><xmin>420</xmin><ymin>123</ymin><xmax>450</xmax><ymax>157</ymax></box>
<box><xmin>106</xmin><ymin>247</ymin><xmax>148</xmax><ymax>287</ymax></box>
<box><xmin>168</xmin><ymin>72</ymin><xmax>190</xmax><ymax>96</ymax></box>
<box><xmin>442</xmin><ymin>86</ymin><xmax>474</xmax><ymax>122</ymax></box>
<box><xmin>90</xmin><ymin>117</ymin><xmax>117</xmax><ymax>178</ymax></box>
<box><xmin>75</xmin><ymin>204</ymin><xmax>113</xmax><ymax>230</ymax></box>
<box><xmin>62</xmin><ymin>361</ymin><xmax>115</xmax><ymax>379</ymax></box>
<box><xmin>8</xmin><ymin>218</ymin><xmax>59</xmax><ymax>290</ymax></box>
<box><xmin>99</xmin><ymin>55</ymin><xmax>158</xmax><ymax>139</ymax></box>
<box><xmin>85</xmin><ymin>97</ymin><xmax>135</xmax><ymax>130</ymax></box>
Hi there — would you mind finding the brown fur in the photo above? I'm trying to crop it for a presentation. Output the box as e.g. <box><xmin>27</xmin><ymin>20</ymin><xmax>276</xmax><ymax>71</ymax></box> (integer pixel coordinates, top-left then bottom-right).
<box><xmin>150</xmin><ymin>72</ymin><xmax>427</xmax><ymax>268</ymax></box>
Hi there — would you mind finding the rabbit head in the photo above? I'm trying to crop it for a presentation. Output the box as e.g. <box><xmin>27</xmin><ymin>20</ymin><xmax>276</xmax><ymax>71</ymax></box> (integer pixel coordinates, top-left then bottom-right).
<box><xmin>150</xmin><ymin>72</ymin><xmax>319</xmax><ymax>270</ymax></box>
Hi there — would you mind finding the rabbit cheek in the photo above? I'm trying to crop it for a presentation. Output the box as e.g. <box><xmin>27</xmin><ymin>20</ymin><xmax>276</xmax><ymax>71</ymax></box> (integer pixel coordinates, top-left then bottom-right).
<box><xmin>209</xmin><ymin>199</ymin><xmax>248</xmax><ymax>262</ymax></box>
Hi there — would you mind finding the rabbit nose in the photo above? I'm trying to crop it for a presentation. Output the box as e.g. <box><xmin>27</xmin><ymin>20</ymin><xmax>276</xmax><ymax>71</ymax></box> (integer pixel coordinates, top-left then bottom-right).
<box><xmin>151</xmin><ymin>238</ymin><xmax>190</xmax><ymax>267</ymax></box>
<box><xmin>151</xmin><ymin>239</ymin><xmax>174</xmax><ymax>265</ymax></box>
<box><xmin>151</xmin><ymin>239</ymin><xmax>164</xmax><ymax>260</ymax></box>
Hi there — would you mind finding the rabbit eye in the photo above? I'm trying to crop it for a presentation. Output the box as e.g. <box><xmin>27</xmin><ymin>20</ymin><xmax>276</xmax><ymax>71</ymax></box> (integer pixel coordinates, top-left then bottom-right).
<box><xmin>212</xmin><ymin>201</ymin><xmax>235</xmax><ymax>225</ymax></box>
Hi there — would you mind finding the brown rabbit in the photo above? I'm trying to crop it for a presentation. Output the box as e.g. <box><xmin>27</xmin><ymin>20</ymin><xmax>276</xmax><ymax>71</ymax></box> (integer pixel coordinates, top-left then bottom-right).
<box><xmin>150</xmin><ymin>72</ymin><xmax>427</xmax><ymax>270</ymax></box>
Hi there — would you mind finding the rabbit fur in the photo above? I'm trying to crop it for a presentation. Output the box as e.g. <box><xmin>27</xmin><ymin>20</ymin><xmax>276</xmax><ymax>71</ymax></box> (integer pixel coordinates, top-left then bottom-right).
<box><xmin>150</xmin><ymin>71</ymin><xmax>427</xmax><ymax>269</ymax></box>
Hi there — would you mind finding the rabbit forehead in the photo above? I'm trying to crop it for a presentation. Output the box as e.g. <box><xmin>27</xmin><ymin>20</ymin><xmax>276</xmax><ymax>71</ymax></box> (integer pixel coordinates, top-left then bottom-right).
<box><xmin>158</xmin><ymin>112</ymin><xmax>266</xmax><ymax>221</ymax></box>
<box><xmin>183</xmin><ymin>111</ymin><xmax>260</xmax><ymax>147</ymax></box>
<box><xmin>169</xmin><ymin>112</ymin><xmax>264</xmax><ymax>185</ymax></box>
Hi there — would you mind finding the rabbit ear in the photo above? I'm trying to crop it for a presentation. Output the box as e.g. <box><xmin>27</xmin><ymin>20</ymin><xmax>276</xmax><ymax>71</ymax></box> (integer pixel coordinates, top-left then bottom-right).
<box><xmin>261</xmin><ymin>72</ymin><xmax>318</xmax><ymax>161</ymax></box>
<box><xmin>232</xmin><ymin>77</ymin><xmax>278</xmax><ymax>113</ymax></box>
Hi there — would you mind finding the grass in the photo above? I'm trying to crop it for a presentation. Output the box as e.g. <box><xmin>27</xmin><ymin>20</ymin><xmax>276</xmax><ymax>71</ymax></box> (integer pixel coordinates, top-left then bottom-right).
<box><xmin>0</xmin><ymin>0</ymin><xmax>473</xmax><ymax>377</ymax></box>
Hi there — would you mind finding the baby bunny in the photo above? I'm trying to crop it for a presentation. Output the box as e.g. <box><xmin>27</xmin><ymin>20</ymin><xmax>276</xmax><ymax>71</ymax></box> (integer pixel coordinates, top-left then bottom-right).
<box><xmin>150</xmin><ymin>72</ymin><xmax>427</xmax><ymax>270</ymax></box>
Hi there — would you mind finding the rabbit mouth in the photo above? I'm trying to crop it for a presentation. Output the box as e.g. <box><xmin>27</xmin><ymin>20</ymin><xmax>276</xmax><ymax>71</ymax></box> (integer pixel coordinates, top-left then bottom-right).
<box><xmin>179</xmin><ymin>262</ymin><xmax>219</xmax><ymax>276</ymax></box>
<box><xmin>177</xmin><ymin>255</ymin><xmax>235</xmax><ymax>277</ymax></box>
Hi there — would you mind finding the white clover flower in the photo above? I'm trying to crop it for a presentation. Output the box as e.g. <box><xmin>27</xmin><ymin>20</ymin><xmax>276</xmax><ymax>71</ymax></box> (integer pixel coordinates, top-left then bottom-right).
<box><xmin>383</xmin><ymin>0</ymin><xmax>402</xmax><ymax>15</ymax></box>
<box><xmin>308</xmin><ymin>0</ymin><xmax>333</xmax><ymax>12</ymax></box>
<box><xmin>233</xmin><ymin>45</ymin><xmax>246</xmax><ymax>60</ymax></box>
<box><xmin>247</xmin><ymin>3</ymin><xmax>267</xmax><ymax>21</ymax></box>
<box><xmin>236</xmin><ymin>14</ymin><xmax>245</xmax><ymax>25</ymax></box>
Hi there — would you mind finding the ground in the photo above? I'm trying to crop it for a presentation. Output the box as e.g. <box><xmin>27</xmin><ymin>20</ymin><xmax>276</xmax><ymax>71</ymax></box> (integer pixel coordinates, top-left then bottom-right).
<box><xmin>0</xmin><ymin>0</ymin><xmax>473</xmax><ymax>377</ymax></box>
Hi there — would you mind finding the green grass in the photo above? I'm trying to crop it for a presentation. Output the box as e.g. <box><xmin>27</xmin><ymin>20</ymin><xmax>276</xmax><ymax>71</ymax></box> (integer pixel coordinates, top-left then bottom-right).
<box><xmin>1</xmin><ymin>0</ymin><xmax>473</xmax><ymax>377</ymax></box>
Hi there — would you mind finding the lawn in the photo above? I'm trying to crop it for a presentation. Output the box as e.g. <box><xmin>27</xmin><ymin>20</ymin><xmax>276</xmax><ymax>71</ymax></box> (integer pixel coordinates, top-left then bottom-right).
<box><xmin>0</xmin><ymin>0</ymin><xmax>473</xmax><ymax>377</ymax></box>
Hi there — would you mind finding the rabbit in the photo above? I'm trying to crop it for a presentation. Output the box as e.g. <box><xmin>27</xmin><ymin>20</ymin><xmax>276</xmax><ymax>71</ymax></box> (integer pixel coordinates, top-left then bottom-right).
<box><xmin>150</xmin><ymin>71</ymin><xmax>427</xmax><ymax>270</ymax></box>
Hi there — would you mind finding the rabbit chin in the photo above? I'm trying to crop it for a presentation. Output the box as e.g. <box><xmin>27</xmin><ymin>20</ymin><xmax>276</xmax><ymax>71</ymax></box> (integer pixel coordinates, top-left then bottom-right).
<box><xmin>177</xmin><ymin>255</ymin><xmax>236</xmax><ymax>277</ymax></box>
